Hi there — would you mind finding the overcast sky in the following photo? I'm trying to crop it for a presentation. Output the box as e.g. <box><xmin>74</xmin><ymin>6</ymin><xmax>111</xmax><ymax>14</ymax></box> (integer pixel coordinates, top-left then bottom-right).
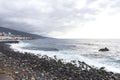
<box><xmin>0</xmin><ymin>0</ymin><xmax>120</xmax><ymax>38</ymax></box>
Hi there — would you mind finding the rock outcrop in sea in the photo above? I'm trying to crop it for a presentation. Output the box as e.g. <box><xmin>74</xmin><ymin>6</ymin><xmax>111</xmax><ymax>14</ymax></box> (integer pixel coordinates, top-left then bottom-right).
<box><xmin>99</xmin><ymin>47</ymin><xmax>109</xmax><ymax>52</ymax></box>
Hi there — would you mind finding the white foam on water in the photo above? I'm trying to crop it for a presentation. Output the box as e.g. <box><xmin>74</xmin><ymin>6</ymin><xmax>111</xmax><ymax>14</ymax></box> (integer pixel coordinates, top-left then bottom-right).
<box><xmin>10</xmin><ymin>41</ymin><xmax>120</xmax><ymax>73</ymax></box>
<box><xmin>10</xmin><ymin>41</ymin><xmax>31</xmax><ymax>51</ymax></box>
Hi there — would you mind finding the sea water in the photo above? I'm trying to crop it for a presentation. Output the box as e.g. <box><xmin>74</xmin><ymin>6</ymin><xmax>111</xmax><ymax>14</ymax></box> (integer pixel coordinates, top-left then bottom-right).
<box><xmin>10</xmin><ymin>39</ymin><xmax>120</xmax><ymax>73</ymax></box>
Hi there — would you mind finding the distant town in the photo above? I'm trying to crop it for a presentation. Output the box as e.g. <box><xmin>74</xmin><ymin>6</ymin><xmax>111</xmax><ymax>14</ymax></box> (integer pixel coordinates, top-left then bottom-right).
<box><xmin>0</xmin><ymin>32</ymin><xmax>32</xmax><ymax>40</ymax></box>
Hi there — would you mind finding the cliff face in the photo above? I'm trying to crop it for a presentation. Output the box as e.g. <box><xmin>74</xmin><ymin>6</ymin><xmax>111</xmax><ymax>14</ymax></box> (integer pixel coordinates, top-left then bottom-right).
<box><xmin>0</xmin><ymin>27</ymin><xmax>46</xmax><ymax>39</ymax></box>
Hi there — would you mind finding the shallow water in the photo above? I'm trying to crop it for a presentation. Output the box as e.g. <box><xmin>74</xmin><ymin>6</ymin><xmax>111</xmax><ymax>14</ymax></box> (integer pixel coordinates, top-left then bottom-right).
<box><xmin>10</xmin><ymin>39</ymin><xmax>120</xmax><ymax>73</ymax></box>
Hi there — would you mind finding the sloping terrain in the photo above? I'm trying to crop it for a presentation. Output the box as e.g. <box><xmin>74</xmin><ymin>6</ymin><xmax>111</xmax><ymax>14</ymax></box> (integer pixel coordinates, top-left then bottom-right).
<box><xmin>0</xmin><ymin>27</ymin><xmax>46</xmax><ymax>39</ymax></box>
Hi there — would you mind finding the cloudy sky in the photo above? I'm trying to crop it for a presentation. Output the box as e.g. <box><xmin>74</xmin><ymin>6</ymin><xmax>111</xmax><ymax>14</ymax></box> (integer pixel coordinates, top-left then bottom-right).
<box><xmin>0</xmin><ymin>0</ymin><xmax>120</xmax><ymax>38</ymax></box>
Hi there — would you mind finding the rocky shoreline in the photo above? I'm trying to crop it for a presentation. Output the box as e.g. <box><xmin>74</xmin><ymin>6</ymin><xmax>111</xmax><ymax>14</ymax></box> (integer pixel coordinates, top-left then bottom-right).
<box><xmin>0</xmin><ymin>43</ymin><xmax>120</xmax><ymax>80</ymax></box>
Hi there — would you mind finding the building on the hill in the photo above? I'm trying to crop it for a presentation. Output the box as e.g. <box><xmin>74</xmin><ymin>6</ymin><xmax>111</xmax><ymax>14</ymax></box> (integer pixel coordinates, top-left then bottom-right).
<box><xmin>0</xmin><ymin>32</ymin><xmax>32</xmax><ymax>40</ymax></box>
<box><xmin>0</xmin><ymin>32</ymin><xmax>3</xmax><ymax>36</ymax></box>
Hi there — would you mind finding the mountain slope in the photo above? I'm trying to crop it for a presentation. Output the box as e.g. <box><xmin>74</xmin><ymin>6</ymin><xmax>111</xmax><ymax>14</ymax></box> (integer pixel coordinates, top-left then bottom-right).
<box><xmin>0</xmin><ymin>27</ymin><xmax>46</xmax><ymax>39</ymax></box>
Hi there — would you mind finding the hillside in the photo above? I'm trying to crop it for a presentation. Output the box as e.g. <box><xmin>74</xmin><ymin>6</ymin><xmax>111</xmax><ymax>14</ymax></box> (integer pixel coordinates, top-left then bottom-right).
<box><xmin>0</xmin><ymin>27</ymin><xmax>46</xmax><ymax>39</ymax></box>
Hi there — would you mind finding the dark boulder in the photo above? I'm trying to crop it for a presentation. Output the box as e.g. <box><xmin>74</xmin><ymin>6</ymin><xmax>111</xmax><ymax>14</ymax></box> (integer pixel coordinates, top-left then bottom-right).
<box><xmin>99</xmin><ymin>47</ymin><xmax>109</xmax><ymax>52</ymax></box>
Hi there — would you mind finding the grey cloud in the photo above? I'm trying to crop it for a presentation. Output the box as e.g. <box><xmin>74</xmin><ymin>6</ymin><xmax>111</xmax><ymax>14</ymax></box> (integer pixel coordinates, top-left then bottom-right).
<box><xmin>0</xmin><ymin>0</ymin><xmax>115</xmax><ymax>37</ymax></box>
<box><xmin>86</xmin><ymin>0</ymin><xmax>97</xmax><ymax>4</ymax></box>
<box><xmin>110</xmin><ymin>0</ymin><xmax>120</xmax><ymax>9</ymax></box>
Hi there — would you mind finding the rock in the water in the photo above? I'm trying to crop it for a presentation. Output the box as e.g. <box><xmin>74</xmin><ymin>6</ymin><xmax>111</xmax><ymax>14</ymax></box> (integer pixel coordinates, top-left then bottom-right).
<box><xmin>99</xmin><ymin>47</ymin><xmax>109</xmax><ymax>52</ymax></box>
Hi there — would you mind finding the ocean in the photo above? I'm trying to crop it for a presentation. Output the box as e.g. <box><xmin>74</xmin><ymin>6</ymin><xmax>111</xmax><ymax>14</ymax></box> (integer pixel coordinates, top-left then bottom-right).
<box><xmin>10</xmin><ymin>39</ymin><xmax>120</xmax><ymax>73</ymax></box>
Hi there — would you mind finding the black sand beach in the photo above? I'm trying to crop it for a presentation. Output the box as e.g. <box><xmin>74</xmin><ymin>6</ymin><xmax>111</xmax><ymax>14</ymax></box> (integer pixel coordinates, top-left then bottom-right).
<box><xmin>0</xmin><ymin>43</ymin><xmax>120</xmax><ymax>80</ymax></box>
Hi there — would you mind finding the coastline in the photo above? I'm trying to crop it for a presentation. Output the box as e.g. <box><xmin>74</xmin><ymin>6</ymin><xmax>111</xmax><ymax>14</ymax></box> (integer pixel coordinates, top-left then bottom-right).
<box><xmin>0</xmin><ymin>43</ymin><xmax>120</xmax><ymax>80</ymax></box>
<box><xmin>0</xmin><ymin>40</ymin><xmax>19</xmax><ymax>43</ymax></box>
